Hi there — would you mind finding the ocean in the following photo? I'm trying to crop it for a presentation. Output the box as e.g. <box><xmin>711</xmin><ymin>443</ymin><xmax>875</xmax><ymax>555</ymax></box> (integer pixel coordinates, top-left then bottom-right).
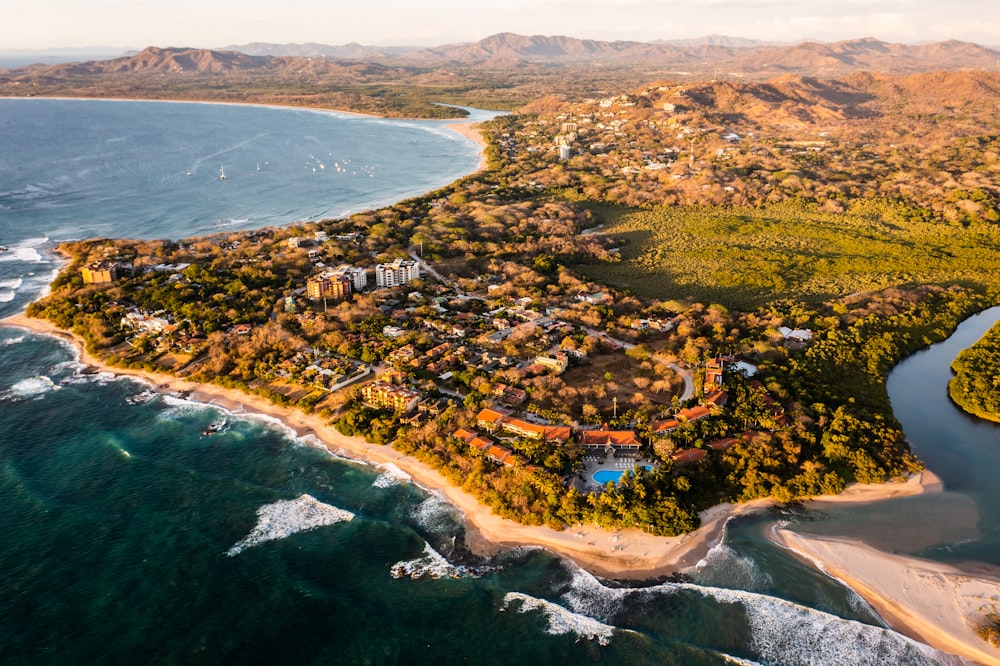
<box><xmin>0</xmin><ymin>98</ymin><xmax>989</xmax><ymax>665</ymax></box>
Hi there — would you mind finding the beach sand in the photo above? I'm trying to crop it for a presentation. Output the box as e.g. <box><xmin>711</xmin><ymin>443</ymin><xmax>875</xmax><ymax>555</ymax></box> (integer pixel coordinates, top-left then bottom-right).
<box><xmin>445</xmin><ymin>121</ymin><xmax>488</xmax><ymax>172</ymax></box>
<box><xmin>0</xmin><ymin>311</ymin><xmax>940</xmax><ymax>582</ymax></box>
<box><xmin>772</xmin><ymin>526</ymin><xmax>1000</xmax><ymax>665</ymax></box>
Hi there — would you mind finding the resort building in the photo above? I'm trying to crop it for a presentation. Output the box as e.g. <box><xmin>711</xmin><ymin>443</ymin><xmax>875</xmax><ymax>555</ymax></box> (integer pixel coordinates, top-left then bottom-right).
<box><xmin>577</xmin><ymin>428</ymin><xmax>642</xmax><ymax>455</ymax></box>
<box><xmin>306</xmin><ymin>272</ymin><xmax>352</xmax><ymax>301</ymax></box>
<box><xmin>361</xmin><ymin>379</ymin><xmax>421</xmax><ymax>413</ymax></box>
<box><xmin>375</xmin><ymin>258</ymin><xmax>420</xmax><ymax>288</ymax></box>
<box><xmin>81</xmin><ymin>261</ymin><xmax>133</xmax><ymax>285</ymax></box>
<box><xmin>330</xmin><ymin>264</ymin><xmax>368</xmax><ymax>292</ymax></box>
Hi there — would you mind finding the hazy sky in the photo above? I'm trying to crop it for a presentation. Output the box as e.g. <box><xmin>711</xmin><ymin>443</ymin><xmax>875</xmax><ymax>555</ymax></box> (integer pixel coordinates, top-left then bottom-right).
<box><xmin>5</xmin><ymin>0</ymin><xmax>999</xmax><ymax>50</ymax></box>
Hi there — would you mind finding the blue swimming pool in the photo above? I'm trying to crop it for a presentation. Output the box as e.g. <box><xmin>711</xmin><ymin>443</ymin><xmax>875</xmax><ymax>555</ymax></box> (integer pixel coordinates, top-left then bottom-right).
<box><xmin>592</xmin><ymin>466</ymin><xmax>653</xmax><ymax>484</ymax></box>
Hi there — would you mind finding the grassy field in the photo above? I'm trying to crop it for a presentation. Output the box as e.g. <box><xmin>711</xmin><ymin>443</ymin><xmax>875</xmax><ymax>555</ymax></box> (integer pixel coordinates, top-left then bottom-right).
<box><xmin>573</xmin><ymin>200</ymin><xmax>1000</xmax><ymax>309</ymax></box>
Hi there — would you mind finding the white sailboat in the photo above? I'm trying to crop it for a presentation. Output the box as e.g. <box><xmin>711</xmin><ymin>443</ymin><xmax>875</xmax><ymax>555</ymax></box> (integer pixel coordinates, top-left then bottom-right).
<box><xmin>256</xmin><ymin>161</ymin><xmax>261</xmax><ymax>172</ymax></box>
<box><xmin>219</xmin><ymin>166</ymin><xmax>226</xmax><ymax>180</ymax></box>
<box><xmin>186</xmin><ymin>167</ymin><xmax>192</xmax><ymax>177</ymax></box>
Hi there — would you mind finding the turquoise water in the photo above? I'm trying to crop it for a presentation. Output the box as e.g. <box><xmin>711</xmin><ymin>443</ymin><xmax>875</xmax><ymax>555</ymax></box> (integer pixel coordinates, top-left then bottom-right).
<box><xmin>0</xmin><ymin>99</ymin><xmax>975</xmax><ymax>664</ymax></box>
<box><xmin>593</xmin><ymin>467</ymin><xmax>654</xmax><ymax>484</ymax></box>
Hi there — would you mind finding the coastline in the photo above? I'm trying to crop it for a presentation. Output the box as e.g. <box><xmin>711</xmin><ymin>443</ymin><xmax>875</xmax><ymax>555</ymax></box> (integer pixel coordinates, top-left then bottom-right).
<box><xmin>771</xmin><ymin>526</ymin><xmax>1000</xmax><ymax>666</ymax></box>
<box><xmin>0</xmin><ymin>310</ymin><xmax>940</xmax><ymax>581</ymax></box>
<box><xmin>444</xmin><ymin>120</ymin><xmax>488</xmax><ymax>172</ymax></box>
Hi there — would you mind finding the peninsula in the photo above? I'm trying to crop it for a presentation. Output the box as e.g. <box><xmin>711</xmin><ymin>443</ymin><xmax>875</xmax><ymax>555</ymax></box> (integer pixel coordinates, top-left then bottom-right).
<box><xmin>6</xmin><ymin>40</ymin><xmax>1000</xmax><ymax>663</ymax></box>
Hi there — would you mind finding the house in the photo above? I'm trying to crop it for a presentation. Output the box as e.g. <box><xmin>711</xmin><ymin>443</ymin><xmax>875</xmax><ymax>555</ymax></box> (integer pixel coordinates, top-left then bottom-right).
<box><xmin>707</xmin><ymin>437</ymin><xmax>738</xmax><ymax>451</ymax></box>
<box><xmin>476</xmin><ymin>407</ymin><xmax>512</xmax><ymax>432</ymax></box>
<box><xmin>678</xmin><ymin>405</ymin><xmax>711</xmax><ymax>421</ymax></box>
<box><xmin>649</xmin><ymin>418</ymin><xmax>680</xmax><ymax>435</ymax></box>
<box><xmin>534</xmin><ymin>352</ymin><xmax>569</xmax><ymax>375</ymax></box>
<box><xmin>670</xmin><ymin>448</ymin><xmax>708</xmax><ymax>464</ymax></box>
<box><xmin>493</xmin><ymin>383</ymin><xmax>528</xmax><ymax>407</ymax></box>
<box><xmin>704</xmin><ymin>357</ymin><xmax>727</xmax><ymax>393</ymax></box>
<box><xmin>706</xmin><ymin>390</ymin><xmax>729</xmax><ymax>407</ymax></box>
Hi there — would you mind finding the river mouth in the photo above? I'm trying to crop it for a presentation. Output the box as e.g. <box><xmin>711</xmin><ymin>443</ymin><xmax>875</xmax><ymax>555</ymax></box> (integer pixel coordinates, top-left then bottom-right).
<box><xmin>781</xmin><ymin>307</ymin><xmax>1000</xmax><ymax>569</ymax></box>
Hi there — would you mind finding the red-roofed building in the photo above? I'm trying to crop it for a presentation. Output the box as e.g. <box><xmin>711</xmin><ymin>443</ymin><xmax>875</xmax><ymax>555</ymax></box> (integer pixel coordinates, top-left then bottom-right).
<box><xmin>578</xmin><ymin>428</ymin><xmax>642</xmax><ymax>452</ymax></box>
<box><xmin>476</xmin><ymin>407</ymin><xmax>511</xmax><ymax>432</ymax></box>
<box><xmin>650</xmin><ymin>418</ymin><xmax>680</xmax><ymax>435</ymax></box>
<box><xmin>671</xmin><ymin>448</ymin><xmax>708</xmax><ymax>464</ymax></box>
<box><xmin>706</xmin><ymin>390</ymin><xmax>729</xmax><ymax>407</ymax></box>
<box><xmin>707</xmin><ymin>437</ymin><xmax>738</xmax><ymax>451</ymax></box>
<box><xmin>679</xmin><ymin>405</ymin><xmax>711</xmax><ymax>421</ymax></box>
<box><xmin>453</xmin><ymin>428</ymin><xmax>477</xmax><ymax>443</ymax></box>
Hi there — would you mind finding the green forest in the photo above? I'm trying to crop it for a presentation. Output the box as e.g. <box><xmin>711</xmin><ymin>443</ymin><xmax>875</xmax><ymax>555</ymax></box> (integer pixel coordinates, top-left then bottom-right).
<box><xmin>949</xmin><ymin>320</ymin><xmax>1000</xmax><ymax>423</ymax></box>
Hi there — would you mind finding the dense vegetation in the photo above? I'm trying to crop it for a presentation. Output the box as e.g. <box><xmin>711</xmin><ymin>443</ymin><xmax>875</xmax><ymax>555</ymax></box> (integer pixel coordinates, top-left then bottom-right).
<box><xmin>574</xmin><ymin>200</ymin><xmax>1000</xmax><ymax>308</ymax></box>
<box><xmin>949</xmin><ymin>320</ymin><xmax>1000</xmax><ymax>422</ymax></box>
<box><xmin>22</xmin><ymin>67</ymin><xmax>1000</xmax><ymax>536</ymax></box>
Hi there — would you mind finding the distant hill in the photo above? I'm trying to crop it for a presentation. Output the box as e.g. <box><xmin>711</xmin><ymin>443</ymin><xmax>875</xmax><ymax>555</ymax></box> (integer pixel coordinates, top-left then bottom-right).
<box><xmin>220</xmin><ymin>42</ymin><xmax>420</xmax><ymax>59</ymax></box>
<box><xmin>3</xmin><ymin>34</ymin><xmax>998</xmax><ymax>78</ymax></box>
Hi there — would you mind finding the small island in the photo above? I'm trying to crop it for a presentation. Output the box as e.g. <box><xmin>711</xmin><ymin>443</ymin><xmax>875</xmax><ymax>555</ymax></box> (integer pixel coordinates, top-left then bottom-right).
<box><xmin>949</xmin><ymin>321</ymin><xmax>1000</xmax><ymax>423</ymax></box>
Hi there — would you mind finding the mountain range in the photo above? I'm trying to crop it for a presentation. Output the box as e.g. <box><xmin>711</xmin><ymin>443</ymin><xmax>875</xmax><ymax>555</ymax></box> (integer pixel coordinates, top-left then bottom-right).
<box><xmin>3</xmin><ymin>33</ymin><xmax>999</xmax><ymax>77</ymax></box>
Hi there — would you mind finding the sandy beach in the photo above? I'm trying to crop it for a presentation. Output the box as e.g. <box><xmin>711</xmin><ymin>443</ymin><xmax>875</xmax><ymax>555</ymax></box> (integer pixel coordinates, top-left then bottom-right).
<box><xmin>445</xmin><ymin>120</ymin><xmax>489</xmax><ymax>172</ymax></box>
<box><xmin>772</xmin><ymin>527</ymin><xmax>1000</xmax><ymax>665</ymax></box>
<box><xmin>0</xmin><ymin>311</ymin><xmax>942</xmax><ymax>582</ymax></box>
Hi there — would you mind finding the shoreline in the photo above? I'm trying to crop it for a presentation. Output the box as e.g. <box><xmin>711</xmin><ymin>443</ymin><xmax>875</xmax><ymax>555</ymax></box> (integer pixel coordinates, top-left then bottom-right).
<box><xmin>771</xmin><ymin>526</ymin><xmax>1000</xmax><ymax>665</ymax></box>
<box><xmin>0</xmin><ymin>310</ymin><xmax>940</xmax><ymax>581</ymax></box>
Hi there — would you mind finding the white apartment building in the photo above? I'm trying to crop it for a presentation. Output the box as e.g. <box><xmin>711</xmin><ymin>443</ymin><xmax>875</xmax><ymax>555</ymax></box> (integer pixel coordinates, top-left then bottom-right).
<box><xmin>375</xmin><ymin>259</ymin><xmax>420</xmax><ymax>288</ymax></box>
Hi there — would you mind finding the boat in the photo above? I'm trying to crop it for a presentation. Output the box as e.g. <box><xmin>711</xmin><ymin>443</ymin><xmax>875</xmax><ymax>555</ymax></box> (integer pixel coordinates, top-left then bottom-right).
<box><xmin>219</xmin><ymin>166</ymin><xmax>226</xmax><ymax>180</ymax></box>
<box><xmin>202</xmin><ymin>417</ymin><xmax>227</xmax><ymax>437</ymax></box>
<box><xmin>256</xmin><ymin>161</ymin><xmax>261</xmax><ymax>172</ymax></box>
<box><xmin>0</xmin><ymin>246</ymin><xmax>7</xmax><ymax>253</ymax></box>
<box><xmin>186</xmin><ymin>167</ymin><xmax>192</xmax><ymax>177</ymax></box>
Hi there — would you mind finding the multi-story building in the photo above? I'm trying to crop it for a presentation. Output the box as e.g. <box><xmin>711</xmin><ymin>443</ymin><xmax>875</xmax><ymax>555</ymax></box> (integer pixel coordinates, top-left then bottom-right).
<box><xmin>331</xmin><ymin>264</ymin><xmax>368</xmax><ymax>291</ymax></box>
<box><xmin>375</xmin><ymin>258</ymin><xmax>420</xmax><ymax>288</ymax></box>
<box><xmin>306</xmin><ymin>272</ymin><xmax>351</xmax><ymax>300</ymax></box>
<box><xmin>361</xmin><ymin>379</ymin><xmax>421</xmax><ymax>413</ymax></box>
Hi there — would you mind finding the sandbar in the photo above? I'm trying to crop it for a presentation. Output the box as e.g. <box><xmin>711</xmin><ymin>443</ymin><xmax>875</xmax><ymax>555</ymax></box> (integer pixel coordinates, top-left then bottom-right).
<box><xmin>772</xmin><ymin>526</ymin><xmax>1000</xmax><ymax>665</ymax></box>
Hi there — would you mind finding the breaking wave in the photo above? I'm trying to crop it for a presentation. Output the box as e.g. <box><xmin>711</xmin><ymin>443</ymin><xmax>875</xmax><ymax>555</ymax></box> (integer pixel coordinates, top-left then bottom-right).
<box><xmin>689</xmin><ymin>543</ymin><xmax>773</xmax><ymax>592</ymax></box>
<box><xmin>688</xmin><ymin>583</ymin><xmax>957</xmax><ymax>666</ymax></box>
<box><xmin>559</xmin><ymin>564</ymin><xmax>955</xmax><ymax>665</ymax></box>
<box><xmin>225</xmin><ymin>494</ymin><xmax>354</xmax><ymax>556</ymax></box>
<box><xmin>390</xmin><ymin>542</ymin><xmax>480</xmax><ymax>580</ymax></box>
<box><xmin>3</xmin><ymin>375</ymin><xmax>58</xmax><ymax>401</ymax></box>
<box><xmin>501</xmin><ymin>592</ymin><xmax>621</xmax><ymax>646</ymax></box>
<box><xmin>411</xmin><ymin>493</ymin><xmax>461</xmax><ymax>535</ymax></box>
<box><xmin>1</xmin><ymin>334</ymin><xmax>26</xmax><ymax>347</ymax></box>
<box><xmin>373</xmin><ymin>462</ymin><xmax>411</xmax><ymax>488</ymax></box>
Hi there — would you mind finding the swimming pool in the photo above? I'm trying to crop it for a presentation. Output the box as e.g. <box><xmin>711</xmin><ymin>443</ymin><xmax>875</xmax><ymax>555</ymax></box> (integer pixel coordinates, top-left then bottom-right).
<box><xmin>592</xmin><ymin>466</ymin><xmax>653</xmax><ymax>484</ymax></box>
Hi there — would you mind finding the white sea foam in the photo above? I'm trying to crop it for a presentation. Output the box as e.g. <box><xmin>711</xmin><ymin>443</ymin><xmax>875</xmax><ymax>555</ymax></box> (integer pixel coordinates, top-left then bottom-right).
<box><xmin>411</xmin><ymin>493</ymin><xmax>461</xmax><ymax>534</ymax></box>
<box><xmin>390</xmin><ymin>542</ymin><xmax>476</xmax><ymax>580</ymax></box>
<box><xmin>559</xmin><ymin>562</ymin><xmax>953</xmax><ymax>665</ymax></box>
<box><xmin>1</xmin><ymin>335</ymin><xmax>26</xmax><ymax>346</ymax></box>
<box><xmin>225</xmin><ymin>494</ymin><xmax>354</xmax><ymax>557</ymax></box>
<box><xmin>373</xmin><ymin>463</ymin><xmax>411</xmax><ymax>488</ymax></box>
<box><xmin>4</xmin><ymin>375</ymin><xmax>58</xmax><ymax>400</ymax></box>
<box><xmin>561</xmin><ymin>566</ymin><xmax>655</xmax><ymax>622</ymax></box>
<box><xmin>690</xmin><ymin>543</ymin><xmax>773</xmax><ymax>592</ymax></box>
<box><xmin>682</xmin><ymin>583</ymin><xmax>956</xmax><ymax>666</ymax></box>
<box><xmin>0</xmin><ymin>291</ymin><xmax>15</xmax><ymax>303</ymax></box>
<box><xmin>0</xmin><ymin>277</ymin><xmax>23</xmax><ymax>290</ymax></box>
<box><xmin>501</xmin><ymin>592</ymin><xmax>620</xmax><ymax>646</ymax></box>
<box><xmin>720</xmin><ymin>654</ymin><xmax>766</xmax><ymax>666</ymax></box>
<box><xmin>0</xmin><ymin>247</ymin><xmax>43</xmax><ymax>263</ymax></box>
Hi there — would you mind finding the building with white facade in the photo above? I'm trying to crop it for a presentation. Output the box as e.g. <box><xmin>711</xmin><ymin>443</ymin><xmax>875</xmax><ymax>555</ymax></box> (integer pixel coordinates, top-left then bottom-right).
<box><xmin>375</xmin><ymin>258</ymin><xmax>420</xmax><ymax>288</ymax></box>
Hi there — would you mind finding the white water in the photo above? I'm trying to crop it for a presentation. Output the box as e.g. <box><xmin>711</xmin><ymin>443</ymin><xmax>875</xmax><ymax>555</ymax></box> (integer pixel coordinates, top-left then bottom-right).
<box><xmin>4</xmin><ymin>375</ymin><xmax>58</xmax><ymax>400</ymax></box>
<box><xmin>390</xmin><ymin>542</ymin><xmax>477</xmax><ymax>580</ymax></box>
<box><xmin>225</xmin><ymin>494</ymin><xmax>354</xmax><ymax>556</ymax></box>
<box><xmin>501</xmin><ymin>592</ymin><xmax>621</xmax><ymax>646</ymax></box>
<box><xmin>372</xmin><ymin>462</ymin><xmax>411</xmax><ymax>488</ymax></box>
<box><xmin>559</xmin><ymin>565</ymin><xmax>956</xmax><ymax>665</ymax></box>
